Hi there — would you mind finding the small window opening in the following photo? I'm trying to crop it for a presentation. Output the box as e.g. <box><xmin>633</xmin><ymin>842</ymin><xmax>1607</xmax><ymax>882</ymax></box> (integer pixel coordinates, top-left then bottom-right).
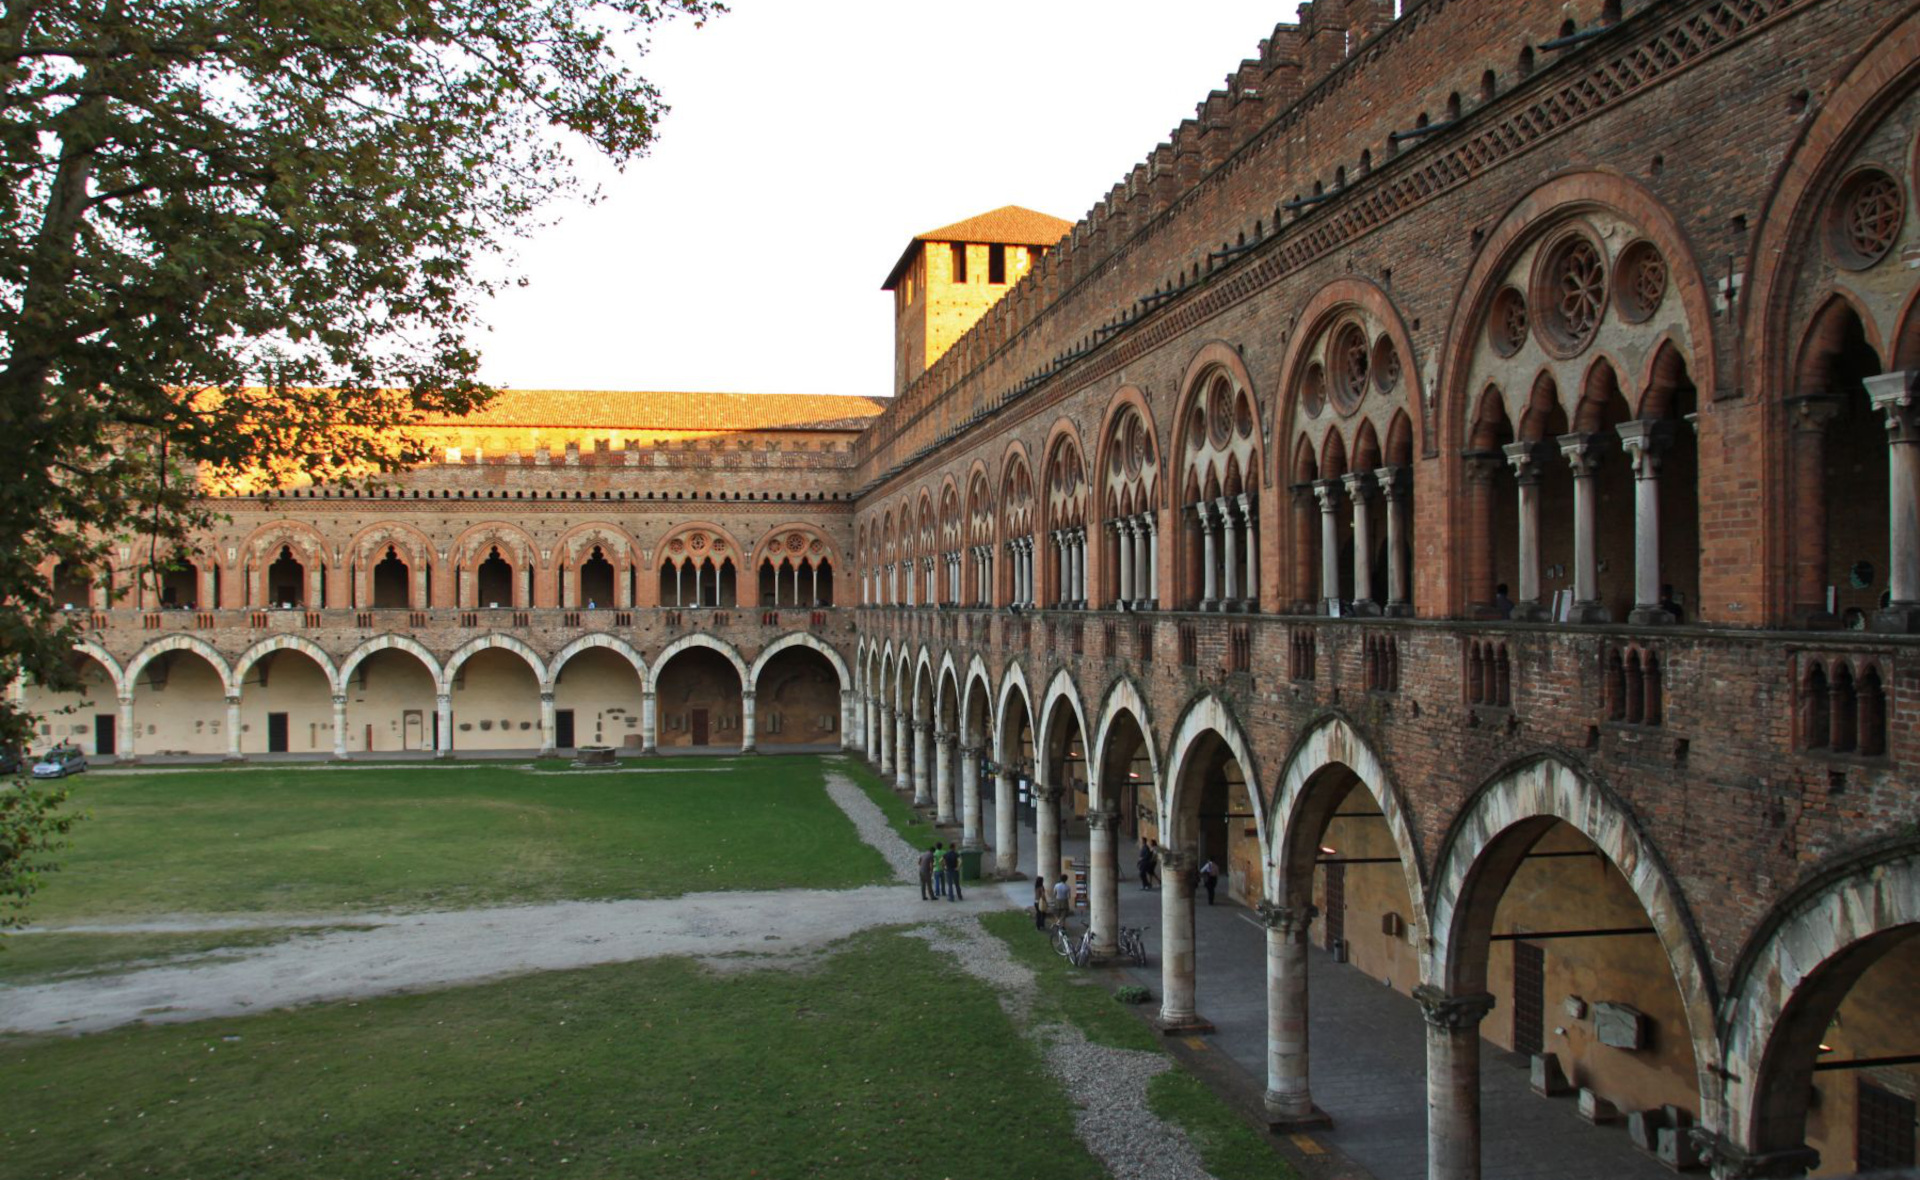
<box><xmin>988</xmin><ymin>243</ymin><xmax>1006</xmax><ymax>284</ymax></box>
<box><xmin>950</xmin><ymin>242</ymin><xmax>968</xmax><ymax>283</ymax></box>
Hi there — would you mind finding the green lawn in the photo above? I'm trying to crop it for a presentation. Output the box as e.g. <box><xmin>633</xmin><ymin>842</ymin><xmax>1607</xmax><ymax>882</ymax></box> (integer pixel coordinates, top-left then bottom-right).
<box><xmin>21</xmin><ymin>756</ymin><xmax>887</xmax><ymax>923</ymax></box>
<box><xmin>0</xmin><ymin>930</ymin><xmax>1106</xmax><ymax>1180</ymax></box>
<box><xmin>834</xmin><ymin>756</ymin><xmax>936</xmax><ymax>850</ymax></box>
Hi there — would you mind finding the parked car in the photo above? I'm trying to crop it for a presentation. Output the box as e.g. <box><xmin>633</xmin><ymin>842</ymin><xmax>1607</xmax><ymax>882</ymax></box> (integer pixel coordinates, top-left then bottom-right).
<box><xmin>31</xmin><ymin>745</ymin><xmax>86</xmax><ymax>779</ymax></box>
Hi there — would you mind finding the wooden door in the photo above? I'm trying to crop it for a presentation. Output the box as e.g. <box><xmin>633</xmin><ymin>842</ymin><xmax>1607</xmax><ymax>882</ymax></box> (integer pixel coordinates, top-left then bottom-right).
<box><xmin>691</xmin><ymin>708</ymin><xmax>709</xmax><ymax>746</ymax></box>
<box><xmin>556</xmin><ymin>710</ymin><xmax>575</xmax><ymax>749</ymax></box>
<box><xmin>267</xmin><ymin>712</ymin><xmax>290</xmax><ymax>754</ymax></box>
<box><xmin>94</xmin><ymin>713</ymin><xmax>115</xmax><ymax>757</ymax></box>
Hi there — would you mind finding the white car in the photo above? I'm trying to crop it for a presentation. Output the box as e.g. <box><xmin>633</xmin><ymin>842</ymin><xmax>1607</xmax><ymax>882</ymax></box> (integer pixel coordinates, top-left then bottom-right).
<box><xmin>32</xmin><ymin>746</ymin><xmax>86</xmax><ymax>779</ymax></box>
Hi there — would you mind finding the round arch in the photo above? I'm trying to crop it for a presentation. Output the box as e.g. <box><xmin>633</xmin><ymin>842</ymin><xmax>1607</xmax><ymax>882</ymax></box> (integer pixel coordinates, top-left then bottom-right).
<box><xmin>124</xmin><ymin>635</ymin><xmax>236</xmax><ymax>697</ymax></box>
<box><xmin>1089</xmin><ymin>674</ymin><xmax>1163</xmax><ymax>818</ymax></box>
<box><xmin>550</xmin><ymin>633</ymin><xmax>649</xmax><ymax>687</ymax></box>
<box><xmin>1718</xmin><ymin>843</ymin><xmax>1920</xmax><ymax>1159</ymax></box>
<box><xmin>1266</xmin><ymin>712</ymin><xmax>1427</xmax><ymax>921</ymax></box>
<box><xmin>1426</xmin><ymin>753</ymin><xmax>1723</xmax><ymax>1126</ymax></box>
<box><xmin>748</xmin><ymin>632</ymin><xmax>849</xmax><ymax>694</ymax></box>
<box><xmin>441</xmin><ymin>633</ymin><xmax>551</xmax><ymax>696</ymax></box>
<box><xmin>233</xmin><ymin>635</ymin><xmax>342</xmax><ymax>696</ymax></box>
<box><xmin>338</xmin><ymin>633</ymin><xmax>445</xmax><ymax>691</ymax></box>
<box><xmin>1161</xmin><ymin>692</ymin><xmax>1265</xmax><ymax>850</ymax></box>
<box><xmin>646</xmin><ymin>632</ymin><xmax>750</xmax><ymax>695</ymax></box>
<box><xmin>69</xmin><ymin>640</ymin><xmax>126</xmax><ymax>698</ymax></box>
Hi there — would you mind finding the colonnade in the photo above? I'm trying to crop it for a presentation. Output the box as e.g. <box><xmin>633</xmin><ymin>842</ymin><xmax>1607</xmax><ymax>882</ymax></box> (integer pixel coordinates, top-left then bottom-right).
<box><xmin>1109</xmin><ymin>513</ymin><xmax>1159</xmax><ymax>609</ymax></box>
<box><xmin>1193</xmin><ymin>493</ymin><xmax>1258</xmax><ymax>612</ymax></box>
<box><xmin>1310</xmin><ymin>468</ymin><xmax>1410</xmax><ymax>616</ymax></box>
<box><xmin>968</xmin><ymin>544</ymin><xmax>994</xmax><ymax>606</ymax></box>
<box><xmin>1005</xmin><ymin>537</ymin><xmax>1036</xmax><ymax>607</ymax></box>
<box><xmin>1049</xmin><ymin>528</ymin><xmax>1087</xmax><ymax>608</ymax></box>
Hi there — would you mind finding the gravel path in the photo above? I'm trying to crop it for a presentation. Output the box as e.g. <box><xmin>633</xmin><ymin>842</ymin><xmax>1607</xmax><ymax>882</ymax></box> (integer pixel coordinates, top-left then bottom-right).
<box><xmin>911</xmin><ymin>916</ymin><xmax>1214</xmax><ymax>1180</ymax></box>
<box><xmin>821</xmin><ymin>761</ymin><xmax>921</xmax><ymax>881</ymax></box>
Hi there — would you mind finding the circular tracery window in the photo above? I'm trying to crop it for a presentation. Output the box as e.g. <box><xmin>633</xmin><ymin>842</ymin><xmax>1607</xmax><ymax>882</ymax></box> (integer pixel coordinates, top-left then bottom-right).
<box><xmin>1829</xmin><ymin>168</ymin><xmax>1904</xmax><ymax>269</ymax></box>
<box><xmin>1235</xmin><ymin>391</ymin><xmax>1255</xmax><ymax>439</ymax></box>
<box><xmin>1371</xmin><ymin>335</ymin><xmax>1401</xmax><ymax>392</ymax></box>
<box><xmin>1188</xmin><ymin>404</ymin><xmax>1206</xmax><ymax>449</ymax></box>
<box><xmin>1301</xmin><ymin>363</ymin><xmax>1326</xmax><ymax>419</ymax></box>
<box><xmin>1488</xmin><ymin>287</ymin><xmax>1529</xmax><ymax>357</ymax></box>
<box><xmin>1535</xmin><ymin>234</ymin><xmax>1607</xmax><ymax>355</ymax></box>
<box><xmin>1208</xmin><ymin>379</ymin><xmax>1234</xmax><ymax>447</ymax></box>
<box><xmin>1330</xmin><ymin>324</ymin><xmax>1370</xmax><ymax>415</ymax></box>
<box><xmin>1614</xmin><ymin>241</ymin><xmax>1667</xmax><ymax>323</ymax></box>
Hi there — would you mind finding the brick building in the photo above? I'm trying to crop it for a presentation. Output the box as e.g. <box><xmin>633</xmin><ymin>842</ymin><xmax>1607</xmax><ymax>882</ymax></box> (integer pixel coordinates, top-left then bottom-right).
<box><xmin>20</xmin><ymin>0</ymin><xmax>1920</xmax><ymax>1176</ymax></box>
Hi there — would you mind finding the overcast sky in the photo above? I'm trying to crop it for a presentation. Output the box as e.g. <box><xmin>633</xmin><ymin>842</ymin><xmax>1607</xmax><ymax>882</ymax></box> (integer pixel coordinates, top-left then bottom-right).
<box><xmin>474</xmin><ymin>0</ymin><xmax>1303</xmax><ymax>400</ymax></box>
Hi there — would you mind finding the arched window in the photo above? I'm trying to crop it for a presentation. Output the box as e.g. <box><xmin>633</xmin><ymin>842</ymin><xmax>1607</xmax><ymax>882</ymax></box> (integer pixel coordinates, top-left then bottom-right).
<box><xmin>372</xmin><ymin>546</ymin><xmax>410</xmax><ymax>608</ymax></box>
<box><xmin>268</xmin><ymin>545</ymin><xmax>306</xmax><ymax>608</ymax></box>
<box><xmin>476</xmin><ymin>546</ymin><xmax>513</xmax><ymax>608</ymax></box>
<box><xmin>1803</xmin><ymin>662</ymin><xmax>1831</xmax><ymax>750</ymax></box>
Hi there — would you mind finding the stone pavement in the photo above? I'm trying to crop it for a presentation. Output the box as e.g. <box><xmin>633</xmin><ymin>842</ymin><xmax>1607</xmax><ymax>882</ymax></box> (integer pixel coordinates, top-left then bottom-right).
<box><xmin>979</xmin><ymin>802</ymin><xmax>1672</xmax><ymax>1180</ymax></box>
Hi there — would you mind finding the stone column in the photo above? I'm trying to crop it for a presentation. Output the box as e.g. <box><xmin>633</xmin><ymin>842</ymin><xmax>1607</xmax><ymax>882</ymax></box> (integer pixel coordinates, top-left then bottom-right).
<box><xmin>1199</xmin><ymin>503</ymin><xmax>1219</xmax><ymax>608</ymax></box>
<box><xmin>934</xmin><ymin>729</ymin><xmax>955</xmax><ymax>826</ymax></box>
<box><xmin>839</xmin><ymin>689</ymin><xmax>856</xmax><ymax>753</ymax></box>
<box><xmin>1074</xmin><ymin>529</ymin><xmax>1088</xmax><ymax>606</ymax></box>
<box><xmin>113</xmin><ymin>694</ymin><xmax>137</xmax><ymax>762</ymax></box>
<box><xmin>640</xmin><ymin>689</ymin><xmax>657</xmax><ymax>754</ymax></box>
<box><xmin>1261</xmin><ymin>901</ymin><xmax>1327</xmax><ymax>1128</ymax></box>
<box><xmin>1558</xmin><ymin>432</ymin><xmax>1610</xmax><ymax>623</ymax></box>
<box><xmin>1221</xmin><ymin>498</ymin><xmax>1242</xmax><ymax>605</ymax></box>
<box><xmin>1496</xmin><ymin>444</ymin><xmax>1542</xmax><ymax>620</ymax></box>
<box><xmin>1146</xmin><ymin>514</ymin><xmax>1160</xmax><ymax>606</ymax></box>
<box><xmin>878</xmin><ymin>705</ymin><xmax>894</xmax><ymax>774</ymax></box>
<box><xmin>894</xmin><ymin>709</ymin><xmax>911</xmax><ymax>792</ymax></box>
<box><xmin>1157</xmin><ymin>848</ymin><xmax>1206</xmax><ymax>1032</ymax></box>
<box><xmin>1344</xmin><ymin>472</ymin><xmax>1379</xmax><ymax>616</ymax></box>
<box><xmin>1618</xmin><ymin>419</ymin><xmax>1676</xmax><ymax>624</ymax></box>
<box><xmin>995</xmin><ymin>765</ymin><xmax>1019</xmax><ymax>876</ymax></box>
<box><xmin>1787</xmin><ymin>395</ymin><xmax>1842</xmax><ymax>621</ymax></box>
<box><xmin>959</xmin><ymin>745</ymin><xmax>982</xmax><ymax>850</ymax></box>
<box><xmin>1313</xmin><ymin>480</ymin><xmax>1343</xmax><ymax>612</ymax></box>
<box><xmin>1375</xmin><ymin>467</ymin><xmax>1410</xmax><ymax>616</ymax></box>
<box><xmin>435</xmin><ymin>692</ymin><xmax>453</xmax><ymax>758</ymax></box>
<box><xmin>332</xmin><ymin>694</ymin><xmax>349</xmax><ymax>760</ymax></box>
<box><xmin>911</xmin><ymin>721</ymin><xmax>930</xmax><ymax>805</ymax></box>
<box><xmin>738</xmin><ymin>688</ymin><xmax>757</xmax><ymax>753</ymax></box>
<box><xmin>539</xmin><ymin>690</ymin><xmax>557</xmax><ymax>757</ymax></box>
<box><xmin>1116</xmin><ymin>520</ymin><xmax>1135</xmax><ymax>606</ymax></box>
<box><xmin>1868</xmin><ymin>371</ymin><xmax>1920</xmax><ymax>632</ymax></box>
<box><xmin>1131</xmin><ymin>516</ymin><xmax>1150</xmax><ymax>607</ymax></box>
<box><xmin>223</xmin><ymin>694</ymin><xmax>241</xmax><ymax>761</ymax></box>
<box><xmin>1416</xmin><ymin>986</ymin><xmax>1497</xmax><ymax>1180</ymax></box>
<box><xmin>1034</xmin><ymin>781</ymin><xmax>1063</xmax><ymax>894</ymax></box>
<box><xmin>1087</xmin><ymin>809</ymin><xmax>1119</xmax><ymax>959</ymax></box>
<box><xmin>1240</xmin><ymin>493</ymin><xmax>1258</xmax><ymax>608</ymax></box>
<box><xmin>1694</xmin><ymin>1137</ymin><xmax>1821</xmax><ymax>1180</ymax></box>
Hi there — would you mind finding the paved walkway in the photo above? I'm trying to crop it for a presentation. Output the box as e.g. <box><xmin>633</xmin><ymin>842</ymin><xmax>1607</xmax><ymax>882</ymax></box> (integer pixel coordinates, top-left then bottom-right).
<box><xmin>976</xmin><ymin>801</ymin><xmax>1671</xmax><ymax>1180</ymax></box>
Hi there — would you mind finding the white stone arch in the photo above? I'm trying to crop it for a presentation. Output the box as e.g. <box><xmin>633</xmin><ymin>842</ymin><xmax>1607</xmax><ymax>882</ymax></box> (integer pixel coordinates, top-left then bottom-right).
<box><xmin>1034</xmin><ymin>666</ymin><xmax>1090</xmax><ymax>792</ymax></box>
<box><xmin>1089</xmin><ymin>674</ymin><xmax>1163</xmax><ymax>817</ymax></box>
<box><xmin>550</xmin><ymin>632</ymin><xmax>649</xmax><ymax>688</ymax></box>
<box><xmin>1426</xmin><ymin>753</ymin><xmax>1722</xmax><ymax>1128</ymax></box>
<box><xmin>441</xmin><ymin>632</ymin><xmax>552</xmax><ymax>695</ymax></box>
<box><xmin>1718</xmin><ymin>845</ymin><xmax>1920</xmax><ymax>1157</ymax></box>
<box><xmin>233</xmin><ymin>634</ymin><xmax>341</xmax><ymax>696</ymax></box>
<box><xmin>1267</xmin><ymin>713</ymin><xmax>1427</xmax><ymax>922</ymax></box>
<box><xmin>1161</xmin><ymin>692</ymin><xmax>1264</xmax><ymax>849</ymax></box>
<box><xmin>338</xmin><ymin>633</ymin><xmax>445</xmax><ymax>692</ymax></box>
<box><xmin>749</xmin><ymin>631</ymin><xmax>849</xmax><ymax>694</ymax></box>
<box><xmin>959</xmin><ymin>653</ymin><xmax>994</xmax><ymax>747</ymax></box>
<box><xmin>934</xmin><ymin>650</ymin><xmax>961</xmax><ymax>720</ymax></box>
<box><xmin>910</xmin><ymin>645</ymin><xmax>935</xmax><ymax>722</ymax></box>
<box><xmin>645</xmin><ymin>632</ymin><xmax>749</xmax><ymax>695</ymax></box>
<box><xmin>123</xmin><ymin>634</ymin><xmax>236</xmax><ymax>697</ymax></box>
<box><xmin>993</xmin><ymin>658</ymin><xmax>1035</xmax><ymax>766</ymax></box>
<box><xmin>69</xmin><ymin>639</ymin><xmax>127</xmax><ymax>698</ymax></box>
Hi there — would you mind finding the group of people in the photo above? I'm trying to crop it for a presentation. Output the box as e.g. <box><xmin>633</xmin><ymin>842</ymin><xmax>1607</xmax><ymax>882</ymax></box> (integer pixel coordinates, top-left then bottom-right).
<box><xmin>917</xmin><ymin>842</ymin><xmax>964</xmax><ymax>902</ymax></box>
<box><xmin>1032</xmin><ymin>874</ymin><xmax>1072</xmax><ymax>929</ymax></box>
<box><xmin>1138</xmin><ymin>838</ymin><xmax>1221</xmax><ymax>904</ymax></box>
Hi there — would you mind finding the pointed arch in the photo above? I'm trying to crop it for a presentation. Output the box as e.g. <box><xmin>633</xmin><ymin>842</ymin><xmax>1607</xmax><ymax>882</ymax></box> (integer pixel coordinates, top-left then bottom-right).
<box><xmin>647</xmin><ymin>632</ymin><xmax>750</xmax><ymax>695</ymax></box>
<box><xmin>749</xmin><ymin>631</ymin><xmax>849</xmax><ymax>695</ymax></box>
<box><xmin>442</xmin><ymin>633</ymin><xmax>551</xmax><ymax>695</ymax></box>
<box><xmin>1035</xmin><ymin>666</ymin><xmax>1089</xmax><ymax>788</ymax></box>
<box><xmin>1089</xmin><ymin>674</ymin><xmax>1163</xmax><ymax>816</ymax></box>
<box><xmin>1161</xmin><ymin>692</ymin><xmax>1264</xmax><ymax>849</ymax></box>
<box><xmin>993</xmin><ymin>658</ymin><xmax>1035</xmax><ymax>766</ymax></box>
<box><xmin>1427</xmin><ymin>753</ymin><xmax>1722</xmax><ymax>1127</ymax></box>
<box><xmin>1266</xmin><ymin>713</ymin><xmax>1427</xmax><ymax>920</ymax></box>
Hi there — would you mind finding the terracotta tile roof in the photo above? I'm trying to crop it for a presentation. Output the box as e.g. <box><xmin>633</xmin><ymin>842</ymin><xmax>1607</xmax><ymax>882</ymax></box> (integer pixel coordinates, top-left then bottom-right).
<box><xmin>423</xmin><ymin>389</ymin><xmax>887</xmax><ymax>432</ymax></box>
<box><xmin>883</xmin><ymin>205</ymin><xmax>1072</xmax><ymax>290</ymax></box>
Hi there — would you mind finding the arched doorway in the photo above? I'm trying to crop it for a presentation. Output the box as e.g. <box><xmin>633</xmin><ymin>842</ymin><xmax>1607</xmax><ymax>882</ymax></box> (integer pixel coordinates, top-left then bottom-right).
<box><xmin>1037</xmin><ymin>683</ymin><xmax>1087</xmax><ymax>894</ymax></box>
<box><xmin>343</xmin><ymin>646</ymin><xmax>438</xmax><ymax>754</ymax></box>
<box><xmin>238</xmin><ymin>647</ymin><xmax>334</xmax><ymax>755</ymax></box>
<box><xmin>552</xmin><ymin>644</ymin><xmax>644</xmax><ymax>753</ymax></box>
<box><xmin>752</xmin><ymin>644</ymin><xmax>840</xmax><ymax>748</ymax></box>
<box><xmin>654</xmin><ymin>646</ymin><xmax>743</xmax><ymax>750</ymax></box>
<box><xmin>1792</xmin><ymin>297</ymin><xmax>1886</xmax><ymax>626</ymax></box>
<box><xmin>959</xmin><ymin>668</ymin><xmax>993</xmax><ymax>853</ymax></box>
<box><xmin>1160</xmin><ymin>699</ymin><xmax>1260</xmax><ymax>1035</ymax></box>
<box><xmin>909</xmin><ymin>659</ymin><xmax>934</xmax><ymax>806</ymax></box>
<box><xmin>577</xmin><ymin>547</ymin><xmax>616</xmax><ymax>609</ymax></box>
<box><xmin>267</xmin><ymin>546</ymin><xmax>306</xmax><ymax>608</ymax></box>
<box><xmin>50</xmin><ymin>561</ymin><xmax>98</xmax><ymax>611</ymax></box>
<box><xmin>476</xmin><ymin>547</ymin><xmax>514</xmax><ymax>609</ymax></box>
<box><xmin>1089</xmin><ymin>692</ymin><xmax>1155</xmax><ymax>959</ymax></box>
<box><xmin>371</xmin><ymin>548</ymin><xmax>411</xmax><ymax>609</ymax></box>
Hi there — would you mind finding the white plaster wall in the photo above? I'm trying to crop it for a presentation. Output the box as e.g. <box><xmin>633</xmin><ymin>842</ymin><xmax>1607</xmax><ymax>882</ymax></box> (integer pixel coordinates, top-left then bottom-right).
<box><xmin>132</xmin><ymin>653</ymin><xmax>229</xmax><ymax>756</ymax></box>
<box><xmin>22</xmin><ymin>658</ymin><xmax>117</xmax><ymax>755</ymax></box>
<box><xmin>448</xmin><ymin>647</ymin><xmax>542</xmax><ymax>751</ymax></box>
<box><xmin>238</xmin><ymin>649</ymin><xmax>334</xmax><ymax>754</ymax></box>
<box><xmin>344</xmin><ymin>649</ymin><xmax>438</xmax><ymax>753</ymax></box>
<box><xmin>552</xmin><ymin>647</ymin><xmax>644</xmax><ymax>749</ymax></box>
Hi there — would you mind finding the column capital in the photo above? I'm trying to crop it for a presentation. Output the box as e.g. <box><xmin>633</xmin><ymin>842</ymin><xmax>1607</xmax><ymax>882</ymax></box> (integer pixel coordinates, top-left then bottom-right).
<box><xmin>1460</xmin><ymin>447</ymin><xmax>1505</xmax><ymax>485</ymax></box>
<box><xmin>1373</xmin><ymin>464</ymin><xmax>1411</xmax><ymax>499</ymax></box>
<box><xmin>1033</xmin><ymin>781</ymin><xmax>1064</xmax><ymax>803</ymax></box>
<box><xmin>1158</xmin><ymin>848</ymin><xmax>1196</xmax><ymax>873</ymax></box>
<box><xmin>958</xmin><ymin>744</ymin><xmax>978</xmax><ymax>758</ymax></box>
<box><xmin>1340</xmin><ymin>470</ymin><xmax>1377</xmax><ymax>501</ymax></box>
<box><xmin>1500</xmin><ymin>440</ymin><xmax>1549</xmax><ymax>484</ymax></box>
<box><xmin>934</xmin><ymin>728</ymin><xmax>952</xmax><ymax>744</ymax></box>
<box><xmin>1085</xmin><ymin>808</ymin><xmax>1120</xmax><ymax>831</ymax></box>
<box><xmin>539</xmin><ymin>690</ymin><xmax>555</xmax><ymax>705</ymax></box>
<box><xmin>220</xmin><ymin>694</ymin><xmax>238</xmax><ymax>707</ymax></box>
<box><xmin>1867</xmin><ymin>370</ymin><xmax>1920</xmax><ymax>443</ymax></box>
<box><xmin>435</xmin><ymin>692</ymin><xmax>452</xmax><ymax>706</ymax></box>
<box><xmin>1690</xmin><ymin>1133</ymin><xmax>1820</xmax><ymax>1180</ymax></box>
<box><xmin>1616</xmin><ymin>417</ymin><xmax>1675</xmax><ymax>475</ymax></box>
<box><xmin>1310</xmin><ymin>478</ymin><xmax>1344</xmax><ymax>511</ymax></box>
<box><xmin>1412</xmin><ymin>985</ymin><xmax>1496</xmax><ymax>1031</ymax></box>
<box><xmin>331</xmin><ymin>693</ymin><xmax>347</xmax><ymax>708</ymax></box>
<box><xmin>1255</xmin><ymin>899</ymin><xmax>1318</xmax><ymax>933</ymax></box>
<box><xmin>1557</xmin><ymin>430</ymin><xmax>1606</xmax><ymax>475</ymax></box>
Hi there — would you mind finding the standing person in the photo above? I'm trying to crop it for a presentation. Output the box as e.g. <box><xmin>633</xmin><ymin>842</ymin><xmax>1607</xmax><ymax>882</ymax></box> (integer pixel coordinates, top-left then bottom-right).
<box><xmin>918</xmin><ymin>844</ymin><xmax>937</xmax><ymax>901</ymax></box>
<box><xmin>1493</xmin><ymin>583</ymin><xmax>1515</xmax><ymax>619</ymax></box>
<box><xmin>1200</xmin><ymin>858</ymin><xmax>1219</xmax><ymax>905</ymax></box>
<box><xmin>1137</xmin><ymin>838</ymin><xmax>1157</xmax><ymax>891</ymax></box>
<box><xmin>930</xmin><ymin>841</ymin><xmax>947</xmax><ymax>899</ymax></box>
<box><xmin>1052</xmin><ymin>874</ymin><xmax>1071</xmax><ymax>926</ymax></box>
<box><xmin>942</xmin><ymin>844</ymin><xmax>963</xmax><ymax>902</ymax></box>
<box><xmin>1033</xmin><ymin>876</ymin><xmax>1049</xmax><ymax>930</ymax></box>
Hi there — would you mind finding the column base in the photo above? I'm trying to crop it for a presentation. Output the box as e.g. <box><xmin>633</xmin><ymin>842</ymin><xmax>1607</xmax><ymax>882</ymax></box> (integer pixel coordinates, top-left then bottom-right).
<box><xmin>1153</xmin><ymin>1013</ymin><xmax>1216</xmax><ymax>1036</ymax></box>
<box><xmin>1347</xmin><ymin>599</ymin><xmax>1381</xmax><ymax>617</ymax></box>
<box><xmin>1384</xmin><ymin>602</ymin><xmax>1415</xmax><ymax>618</ymax></box>
<box><xmin>435</xmin><ymin>750</ymin><xmax>452</xmax><ymax>761</ymax></box>
<box><xmin>1510</xmin><ymin>601</ymin><xmax>1551</xmax><ymax>622</ymax></box>
<box><xmin>538</xmin><ymin>746</ymin><xmax>557</xmax><ymax>759</ymax></box>
<box><xmin>1264</xmin><ymin>1102</ymin><xmax>1334</xmax><ymax>1134</ymax></box>
<box><xmin>1567</xmin><ymin>600</ymin><xmax>1612</xmax><ymax>624</ymax></box>
<box><xmin>1871</xmin><ymin>603</ymin><xmax>1920</xmax><ymax>633</ymax></box>
<box><xmin>1691</xmin><ymin>1131</ymin><xmax>1819</xmax><ymax>1179</ymax></box>
<box><xmin>1628</xmin><ymin>605</ymin><xmax>1677</xmax><ymax>625</ymax></box>
<box><xmin>1200</xmin><ymin>599</ymin><xmax>1220</xmax><ymax>612</ymax></box>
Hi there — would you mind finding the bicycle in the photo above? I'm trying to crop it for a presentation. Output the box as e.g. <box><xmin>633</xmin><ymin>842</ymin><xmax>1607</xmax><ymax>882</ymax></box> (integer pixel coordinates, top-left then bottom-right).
<box><xmin>1117</xmin><ymin>924</ymin><xmax>1149</xmax><ymax>967</ymax></box>
<box><xmin>1052</xmin><ymin>920</ymin><xmax>1093</xmax><ymax>967</ymax></box>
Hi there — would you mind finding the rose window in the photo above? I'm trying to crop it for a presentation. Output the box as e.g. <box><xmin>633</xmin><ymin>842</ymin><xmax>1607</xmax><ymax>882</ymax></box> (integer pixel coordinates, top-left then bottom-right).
<box><xmin>1831</xmin><ymin>170</ymin><xmax>1903</xmax><ymax>268</ymax></box>
<box><xmin>1614</xmin><ymin>241</ymin><xmax>1668</xmax><ymax>323</ymax></box>
<box><xmin>1330</xmin><ymin>324</ymin><xmax>1370</xmax><ymax>415</ymax></box>
<box><xmin>1535</xmin><ymin>235</ymin><xmax>1606</xmax><ymax>354</ymax></box>
<box><xmin>1489</xmin><ymin>287</ymin><xmax>1528</xmax><ymax>357</ymax></box>
<box><xmin>1371</xmin><ymin>335</ymin><xmax>1401</xmax><ymax>392</ymax></box>
<box><xmin>1208</xmin><ymin>380</ymin><xmax>1234</xmax><ymax>447</ymax></box>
